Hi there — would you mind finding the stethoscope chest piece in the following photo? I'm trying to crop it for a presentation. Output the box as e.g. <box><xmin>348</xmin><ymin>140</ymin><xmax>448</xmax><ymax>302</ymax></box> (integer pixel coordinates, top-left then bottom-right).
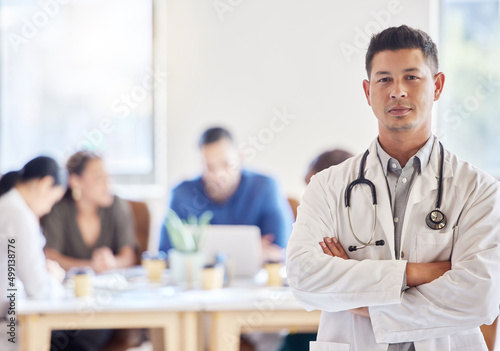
<box><xmin>426</xmin><ymin>209</ymin><xmax>447</xmax><ymax>230</ymax></box>
<box><xmin>425</xmin><ymin>142</ymin><xmax>447</xmax><ymax>231</ymax></box>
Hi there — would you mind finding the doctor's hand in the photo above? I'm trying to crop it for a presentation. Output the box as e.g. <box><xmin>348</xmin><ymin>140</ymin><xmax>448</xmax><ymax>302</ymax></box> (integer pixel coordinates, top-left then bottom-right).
<box><xmin>319</xmin><ymin>238</ymin><xmax>369</xmax><ymax>317</ymax></box>
<box><xmin>349</xmin><ymin>307</ymin><xmax>370</xmax><ymax>318</ymax></box>
<box><xmin>319</xmin><ymin>237</ymin><xmax>349</xmax><ymax>260</ymax></box>
<box><xmin>406</xmin><ymin>261</ymin><xmax>451</xmax><ymax>287</ymax></box>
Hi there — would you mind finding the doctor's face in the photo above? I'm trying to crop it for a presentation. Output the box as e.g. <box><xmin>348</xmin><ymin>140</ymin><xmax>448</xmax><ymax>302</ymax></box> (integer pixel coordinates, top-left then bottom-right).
<box><xmin>362</xmin><ymin>49</ymin><xmax>445</xmax><ymax>137</ymax></box>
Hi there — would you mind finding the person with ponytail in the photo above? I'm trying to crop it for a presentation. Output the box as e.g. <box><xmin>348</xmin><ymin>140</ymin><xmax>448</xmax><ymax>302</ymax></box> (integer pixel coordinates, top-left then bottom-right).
<box><xmin>41</xmin><ymin>150</ymin><xmax>136</xmax><ymax>273</ymax></box>
<box><xmin>0</xmin><ymin>156</ymin><xmax>66</xmax><ymax>350</ymax></box>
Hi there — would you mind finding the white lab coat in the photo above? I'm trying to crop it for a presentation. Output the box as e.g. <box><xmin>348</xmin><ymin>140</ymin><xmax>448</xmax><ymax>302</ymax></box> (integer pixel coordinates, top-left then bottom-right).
<box><xmin>287</xmin><ymin>138</ymin><xmax>500</xmax><ymax>351</ymax></box>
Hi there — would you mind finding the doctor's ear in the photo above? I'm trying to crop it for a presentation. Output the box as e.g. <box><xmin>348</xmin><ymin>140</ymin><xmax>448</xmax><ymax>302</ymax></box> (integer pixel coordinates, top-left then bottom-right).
<box><xmin>433</xmin><ymin>72</ymin><xmax>445</xmax><ymax>101</ymax></box>
<box><xmin>362</xmin><ymin>79</ymin><xmax>371</xmax><ymax>106</ymax></box>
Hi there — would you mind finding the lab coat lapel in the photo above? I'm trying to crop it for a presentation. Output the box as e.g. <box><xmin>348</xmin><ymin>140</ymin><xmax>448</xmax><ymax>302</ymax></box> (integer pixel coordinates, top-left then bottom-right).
<box><xmin>400</xmin><ymin>138</ymin><xmax>454</xmax><ymax>247</ymax></box>
<box><xmin>362</xmin><ymin>140</ymin><xmax>396</xmax><ymax>259</ymax></box>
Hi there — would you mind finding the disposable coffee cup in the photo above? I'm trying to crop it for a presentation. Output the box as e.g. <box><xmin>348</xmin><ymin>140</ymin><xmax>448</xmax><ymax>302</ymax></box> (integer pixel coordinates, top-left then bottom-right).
<box><xmin>202</xmin><ymin>265</ymin><xmax>224</xmax><ymax>290</ymax></box>
<box><xmin>142</xmin><ymin>251</ymin><xmax>167</xmax><ymax>283</ymax></box>
<box><xmin>73</xmin><ymin>268</ymin><xmax>94</xmax><ymax>297</ymax></box>
<box><xmin>265</xmin><ymin>262</ymin><xmax>284</xmax><ymax>287</ymax></box>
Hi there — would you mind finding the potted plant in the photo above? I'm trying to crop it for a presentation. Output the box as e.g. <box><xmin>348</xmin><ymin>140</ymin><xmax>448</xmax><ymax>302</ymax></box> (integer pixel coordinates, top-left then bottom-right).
<box><xmin>164</xmin><ymin>210</ymin><xmax>213</xmax><ymax>289</ymax></box>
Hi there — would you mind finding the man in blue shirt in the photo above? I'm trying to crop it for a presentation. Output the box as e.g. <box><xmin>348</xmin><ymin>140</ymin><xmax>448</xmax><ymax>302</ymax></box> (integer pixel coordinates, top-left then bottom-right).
<box><xmin>159</xmin><ymin>127</ymin><xmax>294</xmax><ymax>262</ymax></box>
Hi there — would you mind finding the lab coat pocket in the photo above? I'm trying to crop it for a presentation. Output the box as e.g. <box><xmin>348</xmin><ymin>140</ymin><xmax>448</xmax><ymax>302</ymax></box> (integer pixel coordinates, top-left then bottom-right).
<box><xmin>416</xmin><ymin>228</ymin><xmax>455</xmax><ymax>262</ymax></box>
<box><xmin>310</xmin><ymin>341</ymin><xmax>350</xmax><ymax>351</ymax></box>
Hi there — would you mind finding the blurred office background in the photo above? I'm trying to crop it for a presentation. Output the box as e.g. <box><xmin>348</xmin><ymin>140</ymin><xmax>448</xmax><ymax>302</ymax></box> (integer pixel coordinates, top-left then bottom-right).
<box><xmin>1</xmin><ymin>0</ymin><xmax>499</xmax><ymax>249</ymax></box>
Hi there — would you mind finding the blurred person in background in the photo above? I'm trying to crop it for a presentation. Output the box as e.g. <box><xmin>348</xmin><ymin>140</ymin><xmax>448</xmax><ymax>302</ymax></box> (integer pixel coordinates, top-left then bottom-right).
<box><xmin>160</xmin><ymin>127</ymin><xmax>294</xmax><ymax>263</ymax></box>
<box><xmin>0</xmin><ymin>157</ymin><xmax>65</xmax><ymax>350</ymax></box>
<box><xmin>160</xmin><ymin>127</ymin><xmax>294</xmax><ymax>351</ymax></box>
<box><xmin>42</xmin><ymin>150</ymin><xmax>137</xmax><ymax>273</ymax></box>
<box><xmin>304</xmin><ymin>149</ymin><xmax>354</xmax><ymax>184</ymax></box>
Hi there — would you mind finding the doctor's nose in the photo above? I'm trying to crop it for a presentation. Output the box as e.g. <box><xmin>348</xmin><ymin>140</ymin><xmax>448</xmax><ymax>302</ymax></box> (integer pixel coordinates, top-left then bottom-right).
<box><xmin>390</xmin><ymin>84</ymin><xmax>407</xmax><ymax>99</ymax></box>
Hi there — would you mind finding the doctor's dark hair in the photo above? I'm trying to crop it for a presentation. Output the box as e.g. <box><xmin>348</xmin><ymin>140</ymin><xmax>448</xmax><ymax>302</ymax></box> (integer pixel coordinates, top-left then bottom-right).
<box><xmin>198</xmin><ymin>127</ymin><xmax>233</xmax><ymax>148</ymax></box>
<box><xmin>0</xmin><ymin>156</ymin><xmax>64</xmax><ymax>197</ymax></box>
<box><xmin>365</xmin><ymin>25</ymin><xmax>439</xmax><ymax>79</ymax></box>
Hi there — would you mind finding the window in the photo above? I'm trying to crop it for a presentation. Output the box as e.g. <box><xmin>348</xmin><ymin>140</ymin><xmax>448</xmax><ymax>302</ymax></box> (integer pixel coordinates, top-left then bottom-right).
<box><xmin>0</xmin><ymin>0</ymin><xmax>157</xmax><ymax>182</ymax></box>
<box><xmin>439</xmin><ymin>0</ymin><xmax>500</xmax><ymax>178</ymax></box>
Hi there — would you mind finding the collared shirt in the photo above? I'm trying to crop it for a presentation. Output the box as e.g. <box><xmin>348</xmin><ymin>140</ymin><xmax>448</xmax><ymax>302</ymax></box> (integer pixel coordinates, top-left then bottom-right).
<box><xmin>376</xmin><ymin>135</ymin><xmax>435</xmax><ymax>351</ymax></box>
<box><xmin>376</xmin><ymin>135</ymin><xmax>435</xmax><ymax>259</ymax></box>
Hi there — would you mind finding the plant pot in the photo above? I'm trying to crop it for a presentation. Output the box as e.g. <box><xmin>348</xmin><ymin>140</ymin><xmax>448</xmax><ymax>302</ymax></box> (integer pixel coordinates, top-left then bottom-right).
<box><xmin>168</xmin><ymin>249</ymin><xmax>205</xmax><ymax>289</ymax></box>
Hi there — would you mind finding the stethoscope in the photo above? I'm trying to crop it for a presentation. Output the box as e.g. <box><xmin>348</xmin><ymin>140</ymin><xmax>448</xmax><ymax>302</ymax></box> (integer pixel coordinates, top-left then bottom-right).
<box><xmin>344</xmin><ymin>142</ymin><xmax>447</xmax><ymax>252</ymax></box>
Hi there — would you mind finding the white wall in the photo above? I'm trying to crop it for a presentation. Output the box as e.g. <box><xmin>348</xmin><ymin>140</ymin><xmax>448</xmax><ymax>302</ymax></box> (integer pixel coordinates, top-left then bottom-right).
<box><xmin>165</xmin><ymin>0</ymin><xmax>432</xmax><ymax>203</ymax></box>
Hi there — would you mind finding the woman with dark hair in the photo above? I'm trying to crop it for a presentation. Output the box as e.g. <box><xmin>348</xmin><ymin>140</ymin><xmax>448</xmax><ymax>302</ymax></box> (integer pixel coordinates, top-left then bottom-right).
<box><xmin>0</xmin><ymin>156</ymin><xmax>66</xmax><ymax>350</ymax></box>
<box><xmin>42</xmin><ymin>150</ymin><xmax>136</xmax><ymax>273</ymax></box>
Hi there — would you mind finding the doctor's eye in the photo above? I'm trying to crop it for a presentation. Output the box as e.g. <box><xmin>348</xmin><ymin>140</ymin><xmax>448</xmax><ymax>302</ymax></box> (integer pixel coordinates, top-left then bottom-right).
<box><xmin>406</xmin><ymin>75</ymin><xmax>419</xmax><ymax>80</ymax></box>
<box><xmin>377</xmin><ymin>77</ymin><xmax>390</xmax><ymax>83</ymax></box>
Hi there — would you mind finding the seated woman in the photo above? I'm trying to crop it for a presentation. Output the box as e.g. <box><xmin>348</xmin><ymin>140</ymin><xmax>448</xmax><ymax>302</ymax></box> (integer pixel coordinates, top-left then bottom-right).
<box><xmin>0</xmin><ymin>157</ymin><xmax>66</xmax><ymax>350</ymax></box>
<box><xmin>42</xmin><ymin>151</ymin><xmax>141</xmax><ymax>350</ymax></box>
<box><xmin>42</xmin><ymin>151</ymin><xmax>137</xmax><ymax>273</ymax></box>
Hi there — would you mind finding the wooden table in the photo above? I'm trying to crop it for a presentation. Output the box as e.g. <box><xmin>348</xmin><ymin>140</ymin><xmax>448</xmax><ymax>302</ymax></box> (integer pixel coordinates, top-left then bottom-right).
<box><xmin>18</xmin><ymin>274</ymin><xmax>320</xmax><ymax>351</ymax></box>
<box><xmin>182</xmin><ymin>286</ymin><xmax>321</xmax><ymax>351</ymax></box>
<box><xmin>18</xmin><ymin>277</ymin><xmax>202</xmax><ymax>351</ymax></box>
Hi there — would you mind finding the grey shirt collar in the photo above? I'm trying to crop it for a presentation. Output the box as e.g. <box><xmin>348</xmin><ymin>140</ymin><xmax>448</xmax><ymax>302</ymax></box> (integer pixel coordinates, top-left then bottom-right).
<box><xmin>376</xmin><ymin>135</ymin><xmax>435</xmax><ymax>176</ymax></box>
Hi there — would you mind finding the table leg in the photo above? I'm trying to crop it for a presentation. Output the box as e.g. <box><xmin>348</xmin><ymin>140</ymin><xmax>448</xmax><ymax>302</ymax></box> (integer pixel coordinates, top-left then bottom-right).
<box><xmin>181</xmin><ymin>311</ymin><xmax>200</xmax><ymax>351</ymax></box>
<box><xmin>163</xmin><ymin>313</ymin><xmax>180</xmax><ymax>351</ymax></box>
<box><xmin>19</xmin><ymin>315</ymin><xmax>51</xmax><ymax>351</ymax></box>
<box><xmin>209</xmin><ymin>312</ymin><xmax>241</xmax><ymax>351</ymax></box>
<box><xmin>150</xmin><ymin>328</ymin><xmax>165</xmax><ymax>351</ymax></box>
<box><xmin>150</xmin><ymin>313</ymin><xmax>181</xmax><ymax>351</ymax></box>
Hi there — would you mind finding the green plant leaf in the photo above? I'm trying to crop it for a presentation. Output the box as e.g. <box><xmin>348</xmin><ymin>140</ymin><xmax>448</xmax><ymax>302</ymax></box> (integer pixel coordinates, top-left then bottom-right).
<box><xmin>164</xmin><ymin>209</ymin><xmax>214</xmax><ymax>253</ymax></box>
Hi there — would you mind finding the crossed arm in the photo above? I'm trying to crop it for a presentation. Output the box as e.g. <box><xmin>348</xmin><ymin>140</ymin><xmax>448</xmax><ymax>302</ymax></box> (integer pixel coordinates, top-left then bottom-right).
<box><xmin>319</xmin><ymin>236</ymin><xmax>451</xmax><ymax>317</ymax></box>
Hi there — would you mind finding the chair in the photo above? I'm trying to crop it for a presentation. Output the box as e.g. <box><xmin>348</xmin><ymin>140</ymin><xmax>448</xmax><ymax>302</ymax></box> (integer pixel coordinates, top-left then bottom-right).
<box><xmin>128</xmin><ymin>200</ymin><xmax>151</xmax><ymax>264</ymax></box>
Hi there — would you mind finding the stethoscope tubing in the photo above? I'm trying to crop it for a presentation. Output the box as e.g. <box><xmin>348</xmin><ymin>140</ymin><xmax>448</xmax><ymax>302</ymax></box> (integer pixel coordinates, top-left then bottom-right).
<box><xmin>345</xmin><ymin>141</ymin><xmax>447</xmax><ymax>251</ymax></box>
<box><xmin>346</xmin><ymin>204</ymin><xmax>377</xmax><ymax>251</ymax></box>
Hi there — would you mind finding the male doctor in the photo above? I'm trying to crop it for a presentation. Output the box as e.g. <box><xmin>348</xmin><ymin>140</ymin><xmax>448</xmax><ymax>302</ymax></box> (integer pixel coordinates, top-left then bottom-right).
<box><xmin>286</xmin><ymin>25</ymin><xmax>500</xmax><ymax>351</ymax></box>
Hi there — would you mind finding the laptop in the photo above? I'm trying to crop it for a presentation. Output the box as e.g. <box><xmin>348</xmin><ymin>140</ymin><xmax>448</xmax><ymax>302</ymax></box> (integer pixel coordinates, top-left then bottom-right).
<box><xmin>198</xmin><ymin>225</ymin><xmax>263</xmax><ymax>278</ymax></box>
